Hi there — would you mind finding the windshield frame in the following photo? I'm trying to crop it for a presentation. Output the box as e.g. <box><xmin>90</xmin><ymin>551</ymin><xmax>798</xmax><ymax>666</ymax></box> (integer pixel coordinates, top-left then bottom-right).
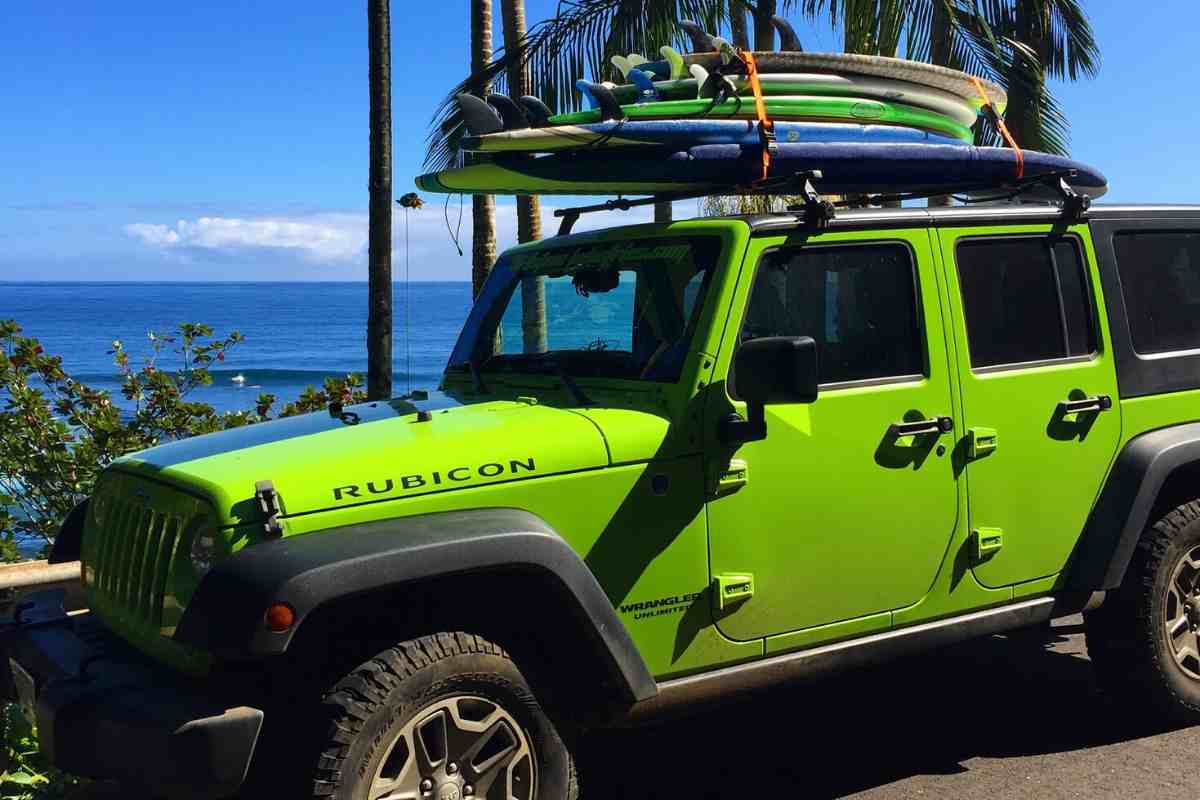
<box><xmin>446</xmin><ymin>233</ymin><xmax>725</xmax><ymax>385</ymax></box>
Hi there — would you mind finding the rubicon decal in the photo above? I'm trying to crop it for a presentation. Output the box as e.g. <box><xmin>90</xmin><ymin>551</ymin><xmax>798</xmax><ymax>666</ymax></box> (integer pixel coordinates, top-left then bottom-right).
<box><xmin>332</xmin><ymin>457</ymin><xmax>537</xmax><ymax>501</ymax></box>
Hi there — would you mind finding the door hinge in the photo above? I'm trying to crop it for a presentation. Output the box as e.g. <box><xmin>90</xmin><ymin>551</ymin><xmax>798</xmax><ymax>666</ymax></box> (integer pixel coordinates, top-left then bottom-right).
<box><xmin>709</xmin><ymin>459</ymin><xmax>749</xmax><ymax>498</ymax></box>
<box><xmin>255</xmin><ymin>480</ymin><xmax>285</xmax><ymax>538</ymax></box>
<box><xmin>967</xmin><ymin>427</ymin><xmax>999</xmax><ymax>459</ymax></box>
<box><xmin>972</xmin><ymin>527</ymin><xmax>1004</xmax><ymax>562</ymax></box>
<box><xmin>714</xmin><ymin>573</ymin><xmax>755</xmax><ymax>611</ymax></box>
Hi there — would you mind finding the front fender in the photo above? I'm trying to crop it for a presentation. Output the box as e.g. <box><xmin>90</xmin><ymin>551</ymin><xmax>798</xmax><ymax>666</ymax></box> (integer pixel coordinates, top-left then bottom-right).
<box><xmin>173</xmin><ymin>508</ymin><xmax>656</xmax><ymax>703</ymax></box>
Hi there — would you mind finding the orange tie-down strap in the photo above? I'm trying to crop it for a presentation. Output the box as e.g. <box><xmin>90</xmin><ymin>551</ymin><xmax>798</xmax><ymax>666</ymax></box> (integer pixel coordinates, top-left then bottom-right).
<box><xmin>971</xmin><ymin>75</ymin><xmax>1023</xmax><ymax>180</ymax></box>
<box><xmin>743</xmin><ymin>51</ymin><xmax>776</xmax><ymax>184</ymax></box>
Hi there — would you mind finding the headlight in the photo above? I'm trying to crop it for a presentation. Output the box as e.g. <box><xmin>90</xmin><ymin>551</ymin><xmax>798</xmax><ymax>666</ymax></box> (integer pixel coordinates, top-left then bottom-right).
<box><xmin>187</xmin><ymin>515</ymin><xmax>219</xmax><ymax>578</ymax></box>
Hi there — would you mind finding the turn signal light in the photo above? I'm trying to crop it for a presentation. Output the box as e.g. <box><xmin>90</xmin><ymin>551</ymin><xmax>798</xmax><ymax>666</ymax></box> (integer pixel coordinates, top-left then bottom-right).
<box><xmin>265</xmin><ymin>602</ymin><xmax>295</xmax><ymax>633</ymax></box>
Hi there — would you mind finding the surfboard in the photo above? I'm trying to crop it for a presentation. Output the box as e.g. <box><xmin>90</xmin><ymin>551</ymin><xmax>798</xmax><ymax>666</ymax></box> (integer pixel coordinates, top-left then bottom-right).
<box><xmin>680</xmin><ymin>51</ymin><xmax>1007</xmax><ymax>109</ymax></box>
<box><xmin>549</xmin><ymin>95</ymin><xmax>975</xmax><ymax>143</ymax></box>
<box><xmin>462</xmin><ymin>119</ymin><xmax>967</xmax><ymax>153</ymax></box>
<box><xmin>415</xmin><ymin>143</ymin><xmax>1107</xmax><ymax>199</ymax></box>
<box><xmin>589</xmin><ymin>68</ymin><xmax>988</xmax><ymax>127</ymax></box>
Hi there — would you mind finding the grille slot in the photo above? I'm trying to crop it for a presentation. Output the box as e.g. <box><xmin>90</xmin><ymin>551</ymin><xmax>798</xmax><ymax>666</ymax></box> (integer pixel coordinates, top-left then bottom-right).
<box><xmin>90</xmin><ymin>490</ymin><xmax>190</xmax><ymax>630</ymax></box>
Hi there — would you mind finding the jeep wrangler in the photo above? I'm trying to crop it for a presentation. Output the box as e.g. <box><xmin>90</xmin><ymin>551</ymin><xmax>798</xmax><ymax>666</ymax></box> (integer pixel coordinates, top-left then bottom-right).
<box><xmin>8</xmin><ymin>204</ymin><xmax>1200</xmax><ymax>799</ymax></box>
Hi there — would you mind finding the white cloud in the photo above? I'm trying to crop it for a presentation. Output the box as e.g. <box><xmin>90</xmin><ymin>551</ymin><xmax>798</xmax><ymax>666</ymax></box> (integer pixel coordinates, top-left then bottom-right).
<box><xmin>123</xmin><ymin>200</ymin><xmax>683</xmax><ymax>279</ymax></box>
<box><xmin>124</xmin><ymin>213</ymin><xmax>367</xmax><ymax>262</ymax></box>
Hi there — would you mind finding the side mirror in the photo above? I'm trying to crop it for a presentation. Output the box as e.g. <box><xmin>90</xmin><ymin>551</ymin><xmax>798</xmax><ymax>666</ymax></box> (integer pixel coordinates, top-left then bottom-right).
<box><xmin>722</xmin><ymin>336</ymin><xmax>819</xmax><ymax>444</ymax></box>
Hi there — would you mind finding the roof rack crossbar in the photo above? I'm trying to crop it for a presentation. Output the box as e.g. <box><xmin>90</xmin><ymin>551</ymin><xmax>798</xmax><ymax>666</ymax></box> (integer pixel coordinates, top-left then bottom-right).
<box><xmin>550</xmin><ymin>167</ymin><xmax>1091</xmax><ymax>237</ymax></box>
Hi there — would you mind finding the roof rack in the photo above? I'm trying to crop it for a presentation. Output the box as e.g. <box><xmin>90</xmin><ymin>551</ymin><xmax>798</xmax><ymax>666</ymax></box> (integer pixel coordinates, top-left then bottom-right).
<box><xmin>553</xmin><ymin>171</ymin><xmax>833</xmax><ymax>236</ymax></box>
<box><xmin>551</xmin><ymin>168</ymin><xmax>1090</xmax><ymax>237</ymax></box>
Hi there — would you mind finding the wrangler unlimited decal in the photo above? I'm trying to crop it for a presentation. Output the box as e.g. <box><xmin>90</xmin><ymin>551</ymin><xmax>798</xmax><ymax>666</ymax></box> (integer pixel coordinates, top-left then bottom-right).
<box><xmin>332</xmin><ymin>457</ymin><xmax>537</xmax><ymax>501</ymax></box>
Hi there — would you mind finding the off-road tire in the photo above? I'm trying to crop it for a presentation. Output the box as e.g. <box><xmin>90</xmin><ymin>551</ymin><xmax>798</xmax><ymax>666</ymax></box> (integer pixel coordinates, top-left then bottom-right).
<box><xmin>312</xmin><ymin>632</ymin><xmax>578</xmax><ymax>800</ymax></box>
<box><xmin>1084</xmin><ymin>499</ymin><xmax>1200</xmax><ymax>722</ymax></box>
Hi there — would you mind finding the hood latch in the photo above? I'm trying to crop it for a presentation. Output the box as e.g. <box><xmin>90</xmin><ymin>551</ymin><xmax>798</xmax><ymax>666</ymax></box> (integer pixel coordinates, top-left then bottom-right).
<box><xmin>255</xmin><ymin>480</ymin><xmax>285</xmax><ymax>538</ymax></box>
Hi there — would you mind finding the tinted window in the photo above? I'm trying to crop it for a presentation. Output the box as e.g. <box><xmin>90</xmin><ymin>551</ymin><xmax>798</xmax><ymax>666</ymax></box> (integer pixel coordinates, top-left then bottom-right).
<box><xmin>742</xmin><ymin>243</ymin><xmax>923</xmax><ymax>385</ymax></box>
<box><xmin>956</xmin><ymin>237</ymin><xmax>1095</xmax><ymax>368</ymax></box>
<box><xmin>1113</xmin><ymin>231</ymin><xmax>1200</xmax><ymax>355</ymax></box>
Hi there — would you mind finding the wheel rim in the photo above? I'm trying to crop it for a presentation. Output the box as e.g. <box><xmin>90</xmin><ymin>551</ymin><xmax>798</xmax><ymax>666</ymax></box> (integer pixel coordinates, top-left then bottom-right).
<box><xmin>1165</xmin><ymin>545</ymin><xmax>1200</xmax><ymax>680</ymax></box>
<box><xmin>368</xmin><ymin>694</ymin><xmax>536</xmax><ymax>800</ymax></box>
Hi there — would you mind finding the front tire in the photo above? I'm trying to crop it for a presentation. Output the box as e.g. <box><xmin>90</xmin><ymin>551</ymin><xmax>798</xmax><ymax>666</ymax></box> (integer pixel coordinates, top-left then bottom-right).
<box><xmin>313</xmin><ymin>632</ymin><xmax>577</xmax><ymax>800</ymax></box>
<box><xmin>1084</xmin><ymin>499</ymin><xmax>1200</xmax><ymax>722</ymax></box>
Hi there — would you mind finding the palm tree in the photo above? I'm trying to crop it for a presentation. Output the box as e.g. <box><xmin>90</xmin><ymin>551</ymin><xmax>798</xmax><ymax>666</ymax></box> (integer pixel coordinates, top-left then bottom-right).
<box><xmin>471</xmin><ymin>0</ymin><xmax>498</xmax><ymax>300</ymax></box>
<box><xmin>367</xmin><ymin>0</ymin><xmax>392</xmax><ymax>400</ymax></box>
<box><xmin>1000</xmin><ymin>0</ymin><xmax>1099</xmax><ymax>152</ymax></box>
<box><xmin>501</xmin><ymin>0</ymin><xmax>548</xmax><ymax>353</ymax></box>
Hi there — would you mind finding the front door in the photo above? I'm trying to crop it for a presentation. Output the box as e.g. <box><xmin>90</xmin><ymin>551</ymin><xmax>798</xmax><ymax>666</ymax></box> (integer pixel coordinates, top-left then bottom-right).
<box><xmin>939</xmin><ymin>226</ymin><xmax>1122</xmax><ymax>588</ymax></box>
<box><xmin>706</xmin><ymin>230</ymin><xmax>960</xmax><ymax>642</ymax></box>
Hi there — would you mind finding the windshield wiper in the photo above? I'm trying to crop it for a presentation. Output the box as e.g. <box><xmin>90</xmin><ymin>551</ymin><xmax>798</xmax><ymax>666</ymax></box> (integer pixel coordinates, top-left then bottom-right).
<box><xmin>467</xmin><ymin>359</ymin><xmax>489</xmax><ymax>394</ymax></box>
<box><xmin>552</xmin><ymin>355</ymin><xmax>592</xmax><ymax>406</ymax></box>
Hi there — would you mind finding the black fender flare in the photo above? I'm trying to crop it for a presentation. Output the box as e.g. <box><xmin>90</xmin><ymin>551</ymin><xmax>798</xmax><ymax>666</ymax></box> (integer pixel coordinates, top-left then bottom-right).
<box><xmin>174</xmin><ymin>508</ymin><xmax>657</xmax><ymax>704</ymax></box>
<box><xmin>1066</xmin><ymin>422</ymin><xmax>1200</xmax><ymax>591</ymax></box>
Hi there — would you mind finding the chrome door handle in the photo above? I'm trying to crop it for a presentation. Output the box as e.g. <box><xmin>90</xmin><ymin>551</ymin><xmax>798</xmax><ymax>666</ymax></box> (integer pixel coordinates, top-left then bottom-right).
<box><xmin>889</xmin><ymin>416</ymin><xmax>954</xmax><ymax>437</ymax></box>
<box><xmin>1057</xmin><ymin>395</ymin><xmax>1112</xmax><ymax>415</ymax></box>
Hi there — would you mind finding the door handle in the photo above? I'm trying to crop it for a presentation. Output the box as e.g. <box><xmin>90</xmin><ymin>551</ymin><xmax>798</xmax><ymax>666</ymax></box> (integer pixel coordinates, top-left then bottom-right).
<box><xmin>889</xmin><ymin>416</ymin><xmax>954</xmax><ymax>437</ymax></box>
<box><xmin>1056</xmin><ymin>395</ymin><xmax>1112</xmax><ymax>415</ymax></box>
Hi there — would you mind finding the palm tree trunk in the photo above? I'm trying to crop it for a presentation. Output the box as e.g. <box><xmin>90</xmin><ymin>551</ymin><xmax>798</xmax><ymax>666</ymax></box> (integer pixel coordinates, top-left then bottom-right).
<box><xmin>367</xmin><ymin>0</ymin><xmax>392</xmax><ymax>399</ymax></box>
<box><xmin>730</xmin><ymin>1</ymin><xmax>750</xmax><ymax>50</ymax></box>
<box><xmin>471</xmin><ymin>0</ymin><xmax>498</xmax><ymax>300</ymax></box>
<box><xmin>927</xmin><ymin>0</ymin><xmax>954</xmax><ymax>207</ymax></box>
<box><xmin>654</xmin><ymin>200</ymin><xmax>673</xmax><ymax>223</ymax></box>
<box><xmin>502</xmin><ymin>0</ymin><xmax>546</xmax><ymax>353</ymax></box>
<box><xmin>753</xmin><ymin>0</ymin><xmax>777</xmax><ymax>50</ymax></box>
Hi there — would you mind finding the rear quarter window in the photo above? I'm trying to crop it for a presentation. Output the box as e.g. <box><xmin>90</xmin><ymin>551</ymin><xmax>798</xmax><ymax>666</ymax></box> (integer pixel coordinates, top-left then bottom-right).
<box><xmin>1113</xmin><ymin>231</ymin><xmax>1200</xmax><ymax>355</ymax></box>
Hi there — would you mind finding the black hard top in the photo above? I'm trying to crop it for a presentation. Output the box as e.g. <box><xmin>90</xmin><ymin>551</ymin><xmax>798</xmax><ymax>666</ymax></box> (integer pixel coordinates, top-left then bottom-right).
<box><xmin>744</xmin><ymin>204</ymin><xmax>1200</xmax><ymax>233</ymax></box>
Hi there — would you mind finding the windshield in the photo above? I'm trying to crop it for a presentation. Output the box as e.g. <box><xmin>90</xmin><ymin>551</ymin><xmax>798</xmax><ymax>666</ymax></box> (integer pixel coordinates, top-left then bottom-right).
<box><xmin>448</xmin><ymin>236</ymin><xmax>721</xmax><ymax>382</ymax></box>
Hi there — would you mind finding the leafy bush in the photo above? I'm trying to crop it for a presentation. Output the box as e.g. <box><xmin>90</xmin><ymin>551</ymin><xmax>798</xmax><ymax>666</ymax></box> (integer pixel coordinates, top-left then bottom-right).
<box><xmin>0</xmin><ymin>319</ymin><xmax>368</xmax><ymax>559</ymax></box>
<box><xmin>1</xmin><ymin>706</ymin><xmax>81</xmax><ymax>799</ymax></box>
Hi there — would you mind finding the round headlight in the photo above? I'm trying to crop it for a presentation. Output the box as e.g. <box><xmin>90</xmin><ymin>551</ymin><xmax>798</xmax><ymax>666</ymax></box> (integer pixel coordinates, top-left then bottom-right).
<box><xmin>188</xmin><ymin>516</ymin><xmax>219</xmax><ymax>578</ymax></box>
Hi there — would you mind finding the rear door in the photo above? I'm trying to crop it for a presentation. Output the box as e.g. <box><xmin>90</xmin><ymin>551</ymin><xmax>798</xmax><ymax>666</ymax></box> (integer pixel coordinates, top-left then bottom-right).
<box><xmin>938</xmin><ymin>224</ymin><xmax>1122</xmax><ymax>588</ymax></box>
<box><xmin>706</xmin><ymin>228</ymin><xmax>960</xmax><ymax>641</ymax></box>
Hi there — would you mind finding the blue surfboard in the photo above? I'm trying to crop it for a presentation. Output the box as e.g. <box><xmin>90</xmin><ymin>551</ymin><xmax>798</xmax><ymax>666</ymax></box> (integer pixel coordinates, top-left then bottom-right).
<box><xmin>461</xmin><ymin>119</ymin><xmax>969</xmax><ymax>153</ymax></box>
<box><xmin>416</xmin><ymin>142</ymin><xmax>1108</xmax><ymax>198</ymax></box>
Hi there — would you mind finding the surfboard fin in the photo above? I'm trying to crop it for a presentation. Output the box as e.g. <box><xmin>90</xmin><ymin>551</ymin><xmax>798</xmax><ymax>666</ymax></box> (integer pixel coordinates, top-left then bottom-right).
<box><xmin>586</xmin><ymin>82</ymin><xmax>625</xmax><ymax>121</ymax></box>
<box><xmin>456</xmin><ymin>93</ymin><xmax>504</xmax><ymax>136</ymax></box>
<box><xmin>771</xmin><ymin>15</ymin><xmax>803</xmax><ymax>51</ymax></box>
<box><xmin>661</xmin><ymin>46</ymin><xmax>686</xmax><ymax>80</ymax></box>
<box><xmin>610</xmin><ymin>54</ymin><xmax>632</xmax><ymax>81</ymax></box>
<box><xmin>680</xmin><ymin>20</ymin><xmax>717</xmax><ymax>53</ymax></box>
<box><xmin>518</xmin><ymin>96</ymin><xmax>553</xmax><ymax>127</ymax></box>
<box><xmin>486</xmin><ymin>94</ymin><xmax>530</xmax><ymax>131</ymax></box>
<box><xmin>627</xmin><ymin>69</ymin><xmax>660</xmax><ymax>102</ymax></box>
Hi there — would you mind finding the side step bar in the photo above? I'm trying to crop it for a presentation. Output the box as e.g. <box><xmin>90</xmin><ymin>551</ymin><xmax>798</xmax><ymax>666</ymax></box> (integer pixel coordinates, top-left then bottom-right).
<box><xmin>625</xmin><ymin>597</ymin><xmax>1056</xmax><ymax>723</ymax></box>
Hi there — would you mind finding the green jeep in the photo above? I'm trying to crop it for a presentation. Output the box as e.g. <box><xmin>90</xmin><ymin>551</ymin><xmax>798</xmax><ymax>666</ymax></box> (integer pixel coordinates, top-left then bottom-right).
<box><xmin>10</xmin><ymin>204</ymin><xmax>1200</xmax><ymax>799</ymax></box>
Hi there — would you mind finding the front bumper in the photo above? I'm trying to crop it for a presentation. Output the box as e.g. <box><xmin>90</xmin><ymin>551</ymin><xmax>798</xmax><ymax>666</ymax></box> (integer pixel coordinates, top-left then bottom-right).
<box><xmin>3</xmin><ymin>590</ymin><xmax>262</xmax><ymax>799</ymax></box>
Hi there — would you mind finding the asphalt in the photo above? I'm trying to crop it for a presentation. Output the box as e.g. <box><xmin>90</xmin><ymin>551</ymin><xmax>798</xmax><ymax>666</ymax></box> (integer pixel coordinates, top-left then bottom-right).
<box><xmin>70</xmin><ymin>616</ymin><xmax>1200</xmax><ymax>799</ymax></box>
<box><xmin>578</xmin><ymin>616</ymin><xmax>1200</xmax><ymax>799</ymax></box>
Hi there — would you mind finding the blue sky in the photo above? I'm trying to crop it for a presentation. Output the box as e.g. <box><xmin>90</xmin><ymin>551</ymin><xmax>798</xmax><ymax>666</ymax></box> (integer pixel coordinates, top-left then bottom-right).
<box><xmin>2</xmin><ymin>2</ymin><xmax>1198</xmax><ymax>281</ymax></box>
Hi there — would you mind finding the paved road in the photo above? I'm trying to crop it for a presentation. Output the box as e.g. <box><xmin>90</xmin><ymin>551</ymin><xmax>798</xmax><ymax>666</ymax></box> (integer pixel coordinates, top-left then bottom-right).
<box><xmin>72</xmin><ymin>617</ymin><xmax>1200</xmax><ymax>799</ymax></box>
<box><xmin>579</xmin><ymin>616</ymin><xmax>1200</xmax><ymax>799</ymax></box>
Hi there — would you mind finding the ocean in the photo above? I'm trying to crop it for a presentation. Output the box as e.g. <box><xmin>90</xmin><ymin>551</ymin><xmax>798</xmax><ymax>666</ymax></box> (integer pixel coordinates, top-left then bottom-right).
<box><xmin>1</xmin><ymin>282</ymin><xmax>473</xmax><ymax>413</ymax></box>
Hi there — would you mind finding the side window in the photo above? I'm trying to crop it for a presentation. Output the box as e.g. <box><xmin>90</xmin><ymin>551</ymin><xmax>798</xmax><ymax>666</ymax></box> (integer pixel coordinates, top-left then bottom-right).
<box><xmin>1113</xmin><ymin>231</ymin><xmax>1200</xmax><ymax>355</ymax></box>
<box><xmin>956</xmin><ymin>236</ymin><xmax>1096</xmax><ymax>369</ymax></box>
<box><xmin>741</xmin><ymin>243</ymin><xmax>924</xmax><ymax>385</ymax></box>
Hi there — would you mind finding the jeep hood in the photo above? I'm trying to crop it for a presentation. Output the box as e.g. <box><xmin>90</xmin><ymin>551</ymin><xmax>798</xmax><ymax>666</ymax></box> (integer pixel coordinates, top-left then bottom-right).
<box><xmin>114</xmin><ymin>399</ymin><xmax>610</xmax><ymax>527</ymax></box>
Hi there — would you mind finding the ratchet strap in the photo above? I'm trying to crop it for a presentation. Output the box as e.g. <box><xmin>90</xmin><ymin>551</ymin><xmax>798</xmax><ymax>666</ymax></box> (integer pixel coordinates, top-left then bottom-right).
<box><xmin>743</xmin><ymin>51</ymin><xmax>777</xmax><ymax>184</ymax></box>
<box><xmin>971</xmin><ymin>75</ymin><xmax>1023</xmax><ymax>179</ymax></box>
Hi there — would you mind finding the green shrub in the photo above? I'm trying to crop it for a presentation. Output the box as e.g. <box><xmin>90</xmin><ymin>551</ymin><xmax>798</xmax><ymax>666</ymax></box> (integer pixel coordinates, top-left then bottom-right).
<box><xmin>0</xmin><ymin>705</ymin><xmax>80</xmax><ymax>799</ymax></box>
<box><xmin>0</xmin><ymin>319</ymin><xmax>368</xmax><ymax>559</ymax></box>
